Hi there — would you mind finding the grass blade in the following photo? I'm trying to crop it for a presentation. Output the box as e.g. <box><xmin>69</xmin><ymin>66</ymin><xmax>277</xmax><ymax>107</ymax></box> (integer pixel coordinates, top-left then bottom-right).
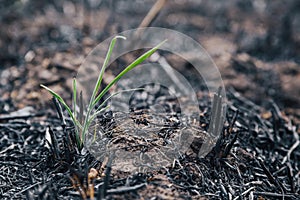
<box><xmin>81</xmin><ymin>36</ymin><xmax>126</xmax><ymax>144</ymax></box>
<box><xmin>79</xmin><ymin>91</ymin><xmax>84</xmax><ymax>125</ymax></box>
<box><xmin>72</xmin><ymin>78</ymin><xmax>77</xmax><ymax>119</ymax></box>
<box><xmin>40</xmin><ymin>84</ymin><xmax>75</xmax><ymax>122</ymax></box>
<box><xmin>90</xmin><ymin>36</ymin><xmax>126</xmax><ymax>107</ymax></box>
<box><xmin>42</xmin><ymin>38</ymin><xmax>167</xmax><ymax>149</ymax></box>
<box><xmin>92</xmin><ymin>39</ymin><xmax>167</xmax><ymax>106</ymax></box>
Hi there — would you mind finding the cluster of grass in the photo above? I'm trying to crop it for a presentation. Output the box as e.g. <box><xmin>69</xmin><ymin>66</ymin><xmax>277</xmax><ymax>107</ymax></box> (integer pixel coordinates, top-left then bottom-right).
<box><xmin>41</xmin><ymin>36</ymin><xmax>165</xmax><ymax>150</ymax></box>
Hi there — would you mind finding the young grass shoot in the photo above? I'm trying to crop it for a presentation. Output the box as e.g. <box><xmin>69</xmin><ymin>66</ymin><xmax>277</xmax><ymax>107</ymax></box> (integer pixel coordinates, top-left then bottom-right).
<box><xmin>41</xmin><ymin>36</ymin><xmax>166</xmax><ymax>150</ymax></box>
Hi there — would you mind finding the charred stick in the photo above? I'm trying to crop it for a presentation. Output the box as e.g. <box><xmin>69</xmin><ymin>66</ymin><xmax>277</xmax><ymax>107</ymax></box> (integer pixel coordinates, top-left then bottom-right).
<box><xmin>47</xmin><ymin>126</ymin><xmax>60</xmax><ymax>160</ymax></box>
<box><xmin>257</xmin><ymin>158</ymin><xmax>286</xmax><ymax>193</ymax></box>
<box><xmin>208</xmin><ymin>92</ymin><xmax>218</xmax><ymax>134</ymax></box>
<box><xmin>270</xmin><ymin>100</ymin><xmax>282</xmax><ymax>143</ymax></box>
<box><xmin>208</xmin><ymin>88</ymin><xmax>224</xmax><ymax>157</ymax></box>
<box><xmin>222</xmin><ymin>131</ymin><xmax>238</xmax><ymax>158</ymax></box>
<box><xmin>254</xmin><ymin>114</ymin><xmax>274</xmax><ymax>142</ymax></box>
<box><xmin>52</xmin><ymin>97</ymin><xmax>66</xmax><ymax>128</ymax></box>
<box><xmin>219</xmin><ymin>181</ymin><xmax>228</xmax><ymax>198</ymax></box>
<box><xmin>228</xmin><ymin>109</ymin><xmax>239</xmax><ymax>134</ymax></box>
<box><xmin>282</xmin><ymin>126</ymin><xmax>299</xmax><ymax>164</ymax></box>
<box><xmin>106</xmin><ymin>183</ymin><xmax>146</xmax><ymax>194</ymax></box>
<box><xmin>282</xmin><ymin>140</ymin><xmax>300</xmax><ymax>164</ymax></box>
<box><xmin>253</xmin><ymin>192</ymin><xmax>297</xmax><ymax>199</ymax></box>
<box><xmin>286</xmin><ymin>162</ymin><xmax>295</xmax><ymax>193</ymax></box>
<box><xmin>13</xmin><ymin>182</ymin><xmax>41</xmax><ymax>198</ymax></box>
<box><xmin>99</xmin><ymin>155</ymin><xmax>113</xmax><ymax>199</ymax></box>
<box><xmin>233</xmin><ymin>187</ymin><xmax>255</xmax><ymax>200</ymax></box>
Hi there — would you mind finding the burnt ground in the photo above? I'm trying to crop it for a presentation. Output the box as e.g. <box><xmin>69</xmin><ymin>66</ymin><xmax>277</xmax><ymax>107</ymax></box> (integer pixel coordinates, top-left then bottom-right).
<box><xmin>0</xmin><ymin>0</ymin><xmax>300</xmax><ymax>199</ymax></box>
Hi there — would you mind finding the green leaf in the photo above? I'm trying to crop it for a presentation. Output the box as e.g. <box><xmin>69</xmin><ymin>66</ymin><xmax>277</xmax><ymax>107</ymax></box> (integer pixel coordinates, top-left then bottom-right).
<box><xmin>40</xmin><ymin>84</ymin><xmax>75</xmax><ymax>122</ymax></box>
<box><xmin>81</xmin><ymin>35</ymin><xmax>127</xmax><ymax>144</ymax></box>
<box><xmin>72</xmin><ymin>78</ymin><xmax>77</xmax><ymax>119</ymax></box>
<box><xmin>92</xmin><ymin>39</ymin><xmax>167</xmax><ymax>106</ymax></box>
<box><xmin>90</xmin><ymin>36</ymin><xmax>126</xmax><ymax>107</ymax></box>
<box><xmin>41</xmin><ymin>38</ymin><xmax>167</xmax><ymax>150</ymax></box>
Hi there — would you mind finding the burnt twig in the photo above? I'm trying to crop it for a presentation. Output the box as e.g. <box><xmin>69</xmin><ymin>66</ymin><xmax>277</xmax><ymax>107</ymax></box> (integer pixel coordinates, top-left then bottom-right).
<box><xmin>99</xmin><ymin>154</ymin><xmax>113</xmax><ymax>199</ymax></box>
<box><xmin>257</xmin><ymin>158</ymin><xmax>286</xmax><ymax>193</ymax></box>
<box><xmin>282</xmin><ymin>125</ymin><xmax>299</xmax><ymax>164</ymax></box>
<box><xmin>52</xmin><ymin>97</ymin><xmax>66</xmax><ymax>128</ymax></box>
<box><xmin>106</xmin><ymin>183</ymin><xmax>146</xmax><ymax>194</ymax></box>
<box><xmin>46</xmin><ymin>126</ymin><xmax>60</xmax><ymax>160</ymax></box>
<box><xmin>253</xmin><ymin>192</ymin><xmax>297</xmax><ymax>199</ymax></box>
<box><xmin>286</xmin><ymin>162</ymin><xmax>295</xmax><ymax>193</ymax></box>
<box><xmin>208</xmin><ymin>87</ymin><xmax>224</xmax><ymax>138</ymax></box>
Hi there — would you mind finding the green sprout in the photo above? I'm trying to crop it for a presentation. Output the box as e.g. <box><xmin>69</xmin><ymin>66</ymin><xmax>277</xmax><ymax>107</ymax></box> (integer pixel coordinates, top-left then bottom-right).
<box><xmin>41</xmin><ymin>36</ymin><xmax>166</xmax><ymax>150</ymax></box>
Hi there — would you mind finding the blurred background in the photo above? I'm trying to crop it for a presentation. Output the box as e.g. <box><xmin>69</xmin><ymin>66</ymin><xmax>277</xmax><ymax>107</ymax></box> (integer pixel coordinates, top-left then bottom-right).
<box><xmin>0</xmin><ymin>0</ymin><xmax>299</xmax><ymax>119</ymax></box>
